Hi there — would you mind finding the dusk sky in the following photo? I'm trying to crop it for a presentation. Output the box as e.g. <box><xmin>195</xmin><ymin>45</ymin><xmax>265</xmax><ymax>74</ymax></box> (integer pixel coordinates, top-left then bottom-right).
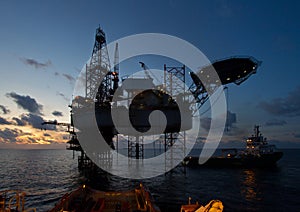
<box><xmin>0</xmin><ymin>1</ymin><xmax>299</xmax><ymax>148</ymax></box>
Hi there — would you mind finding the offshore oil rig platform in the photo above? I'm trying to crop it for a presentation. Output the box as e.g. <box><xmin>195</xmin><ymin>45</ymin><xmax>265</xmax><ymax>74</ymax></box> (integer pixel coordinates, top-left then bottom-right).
<box><xmin>43</xmin><ymin>26</ymin><xmax>260</xmax><ymax>174</ymax></box>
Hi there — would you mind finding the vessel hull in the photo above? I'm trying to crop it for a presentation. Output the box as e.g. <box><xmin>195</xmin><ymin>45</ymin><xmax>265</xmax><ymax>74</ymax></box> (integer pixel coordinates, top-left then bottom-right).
<box><xmin>184</xmin><ymin>152</ymin><xmax>283</xmax><ymax>168</ymax></box>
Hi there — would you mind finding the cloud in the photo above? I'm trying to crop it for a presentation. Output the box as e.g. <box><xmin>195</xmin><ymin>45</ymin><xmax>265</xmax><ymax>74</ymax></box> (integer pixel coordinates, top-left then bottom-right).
<box><xmin>0</xmin><ymin>105</ymin><xmax>10</xmax><ymax>114</ymax></box>
<box><xmin>0</xmin><ymin>128</ymin><xmax>23</xmax><ymax>143</ymax></box>
<box><xmin>6</xmin><ymin>92</ymin><xmax>43</xmax><ymax>114</ymax></box>
<box><xmin>267</xmin><ymin>139</ymin><xmax>300</xmax><ymax>148</ymax></box>
<box><xmin>12</xmin><ymin>113</ymin><xmax>55</xmax><ymax>130</ymax></box>
<box><xmin>294</xmin><ymin>134</ymin><xmax>300</xmax><ymax>138</ymax></box>
<box><xmin>52</xmin><ymin>111</ymin><xmax>63</xmax><ymax>117</ymax></box>
<box><xmin>56</xmin><ymin>92</ymin><xmax>69</xmax><ymax>102</ymax></box>
<box><xmin>27</xmin><ymin>137</ymin><xmax>38</xmax><ymax>143</ymax></box>
<box><xmin>258</xmin><ymin>86</ymin><xmax>300</xmax><ymax>117</ymax></box>
<box><xmin>62</xmin><ymin>73</ymin><xmax>75</xmax><ymax>84</ymax></box>
<box><xmin>0</xmin><ymin>127</ymin><xmax>47</xmax><ymax>144</ymax></box>
<box><xmin>0</xmin><ymin>116</ymin><xmax>11</xmax><ymax>125</ymax></box>
<box><xmin>20</xmin><ymin>57</ymin><xmax>52</xmax><ymax>69</ymax></box>
<box><xmin>265</xmin><ymin>119</ymin><xmax>287</xmax><ymax>126</ymax></box>
<box><xmin>12</xmin><ymin>117</ymin><xmax>26</xmax><ymax>126</ymax></box>
<box><xmin>200</xmin><ymin>111</ymin><xmax>237</xmax><ymax>131</ymax></box>
<box><xmin>19</xmin><ymin>113</ymin><xmax>56</xmax><ymax>130</ymax></box>
<box><xmin>223</xmin><ymin>127</ymin><xmax>247</xmax><ymax>137</ymax></box>
<box><xmin>54</xmin><ymin>72</ymin><xmax>76</xmax><ymax>85</ymax></box>
<box><xmin>22</xmin><ymin>114</ymin><xmax>43</xmax><ymax>128</ymax></box>
<box><xmin>0</xmin><ymin>117</ymin><xmax>68</xmax><ymax>144</ymax></box>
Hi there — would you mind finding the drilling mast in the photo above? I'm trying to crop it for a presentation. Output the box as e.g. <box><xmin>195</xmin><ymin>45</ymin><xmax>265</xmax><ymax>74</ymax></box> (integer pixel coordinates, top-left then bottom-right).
<box><xmin>86</xmin><ymin>27</ymin><xmax>112</xmax><ymax>103</ymax></box>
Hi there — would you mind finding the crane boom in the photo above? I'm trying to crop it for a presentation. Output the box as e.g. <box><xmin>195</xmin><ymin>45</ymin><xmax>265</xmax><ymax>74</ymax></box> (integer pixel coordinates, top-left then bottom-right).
<box><xmin>114</xmin><ymin>43</ymin><xmax>119</xmax><ymax>73</ymax></box>
<box><xmin>41</xmin><ymin>120</ymin><xmax>74</xmax><ymax>134</ymax></box>
<box><xmin>42</xmin><ymin>120</ymin><xmax>70</xmax><ymax>127</ymax></box>
<box><xmin>139</xmin><ymin>62</ymin><xmax>162</xmax><ymax>85</ymax></box>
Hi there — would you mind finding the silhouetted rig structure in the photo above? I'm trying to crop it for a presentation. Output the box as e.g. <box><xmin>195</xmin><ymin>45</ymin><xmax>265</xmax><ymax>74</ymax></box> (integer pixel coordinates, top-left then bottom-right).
<box><xmin>43</xmin><ymin>26</ymin><xmax>260</xmax><ymax>174</ymax></box>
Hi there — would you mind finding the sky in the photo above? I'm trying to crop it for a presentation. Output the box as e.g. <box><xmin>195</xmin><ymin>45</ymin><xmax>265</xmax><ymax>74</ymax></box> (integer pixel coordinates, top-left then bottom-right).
<box><xmin>0</xmin><ymin>0</ymin><xmax>299</xmax><ymax>148</ymax></box>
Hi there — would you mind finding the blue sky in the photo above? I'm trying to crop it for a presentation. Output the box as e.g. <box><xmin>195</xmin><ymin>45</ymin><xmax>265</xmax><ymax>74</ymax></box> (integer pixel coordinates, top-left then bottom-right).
<box><xmin>0</xmin><ymin>0</ymin><xmax>299</xmax><ymax>148</ymax></box>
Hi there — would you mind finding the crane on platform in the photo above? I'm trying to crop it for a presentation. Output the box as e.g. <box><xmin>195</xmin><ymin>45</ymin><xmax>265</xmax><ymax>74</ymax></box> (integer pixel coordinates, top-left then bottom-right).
<box><xmin>41</xmin><ymin>120</ymin><xmax>81</xmax><ymax>153</ymax></box>
<box><xmin>41</xmin><ymin>120</ymin><xmax>74</xmax><ymax>134</ymax></box>
<box><xmin>139</xmin><ymin>62</ymin><xmax>162</xmax><ymax>85</ymax></box>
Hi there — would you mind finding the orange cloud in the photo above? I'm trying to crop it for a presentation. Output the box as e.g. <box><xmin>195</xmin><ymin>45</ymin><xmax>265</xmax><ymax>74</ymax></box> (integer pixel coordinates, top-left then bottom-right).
<box><xmin>0</xmin><ymin>123</ymin><xmax>69</xmax><ymax>146</ymax></box>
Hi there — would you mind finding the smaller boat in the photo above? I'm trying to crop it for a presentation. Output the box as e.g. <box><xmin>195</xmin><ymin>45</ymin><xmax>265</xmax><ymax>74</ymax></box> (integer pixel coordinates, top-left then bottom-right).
<box><xmin>180</xmin><ymin>197</ymin><xmax>223</xmax><ymax>212</ymax></box>
<box><xmin>184</xmin><ymin>125</ymin><xmax>283</xmax><ymax>167</ymax></box>
<box><xmin>48</xmin><ymin>184</ymin><xmax>161</xmax><ymax>212</ymax></box>
<box><xmin>0</xmin><ymin>189</ymin><xmax>36</xmax><ymax>212</ymax></box>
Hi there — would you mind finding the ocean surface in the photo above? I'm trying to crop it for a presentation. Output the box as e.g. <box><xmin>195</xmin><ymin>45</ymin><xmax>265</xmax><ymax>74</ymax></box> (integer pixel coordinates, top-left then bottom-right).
<box><xmin>0</xmin><ymin>148</ymin><xmax>299</xmax><ymax>211</ymax></box>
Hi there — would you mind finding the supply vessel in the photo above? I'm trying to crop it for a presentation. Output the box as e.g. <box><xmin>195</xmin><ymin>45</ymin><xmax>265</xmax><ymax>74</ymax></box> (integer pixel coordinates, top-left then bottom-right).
<box><xmin>184</xmin><ymin>125</ymin><xmax>283</xmax><ymax>167</ymax></box>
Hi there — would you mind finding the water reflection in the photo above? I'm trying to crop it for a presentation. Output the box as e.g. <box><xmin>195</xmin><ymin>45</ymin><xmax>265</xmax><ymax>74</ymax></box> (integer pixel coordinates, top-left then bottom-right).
<box><xmin>241</xmin><ymin>169</ymin><xmax>261</xmax><ymax>202</ymax></box>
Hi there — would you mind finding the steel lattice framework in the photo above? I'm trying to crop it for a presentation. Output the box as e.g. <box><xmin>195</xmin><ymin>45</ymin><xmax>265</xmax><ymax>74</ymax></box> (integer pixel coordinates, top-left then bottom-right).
<box><xmin>86</xmin><ymin>27</ymin><xmax>112</xmax><ymax>103</ymax></box>
<box><xmin>163</xmin><ymin>65</ymin><xmax>187</xmax><ymax>173</ymax></box>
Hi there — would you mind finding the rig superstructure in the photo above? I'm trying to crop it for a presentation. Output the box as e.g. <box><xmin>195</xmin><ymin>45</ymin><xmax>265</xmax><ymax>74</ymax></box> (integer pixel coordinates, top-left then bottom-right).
<box><xmin>43</xmin><ymin>26</ymin><xmax>260</xmax><ymax>173</ymax></box>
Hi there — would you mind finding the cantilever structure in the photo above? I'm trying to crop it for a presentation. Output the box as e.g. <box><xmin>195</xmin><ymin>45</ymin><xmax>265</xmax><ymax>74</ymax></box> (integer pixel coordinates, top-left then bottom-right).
<box><xmin>189</xmin><ymin>57</ymin><xmax>260</xmax><ymax>111</ymax></box>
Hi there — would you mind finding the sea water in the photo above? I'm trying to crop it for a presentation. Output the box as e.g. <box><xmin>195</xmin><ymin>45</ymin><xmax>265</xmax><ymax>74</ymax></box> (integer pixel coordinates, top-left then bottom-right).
<box><xmin>0</xmin><ymin>149</ymin><xmax>299</xmax><ymax>211</ymax></box>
